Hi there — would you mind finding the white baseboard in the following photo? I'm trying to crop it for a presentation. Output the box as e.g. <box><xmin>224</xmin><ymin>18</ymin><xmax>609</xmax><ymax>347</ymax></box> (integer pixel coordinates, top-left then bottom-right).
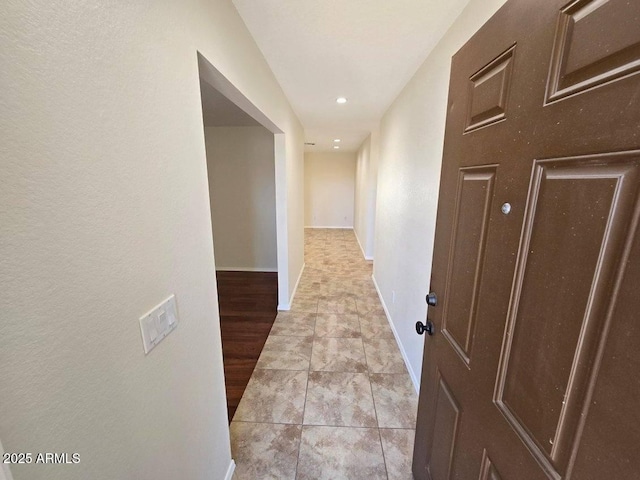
<box><xmin>354</xmin><ymin>229</ymin><xmax>374</xmax><ymax>261</ymax></box>
<box><xmin>224</xmin><ymin>459</ymin><xmax>236</xmax><ymax>480</ymax></box>
<box><xmin>304</xmin><ymin>226</ymin><xmax>354</xmax><ymax>229</ymax></box>
<box><xmin>372</xmin><ymin>275</ymin><xmax>420</xmax><ymax>394</ymax></box>
<box><xmin>278</xmin><ymin>262</ymin><xmax>305</xmax><ymax>311</ymax></box>
<box><xmin>216</xmin><ymin>267</ymin><xmax>278</xmax><ymax>273</ymax></box>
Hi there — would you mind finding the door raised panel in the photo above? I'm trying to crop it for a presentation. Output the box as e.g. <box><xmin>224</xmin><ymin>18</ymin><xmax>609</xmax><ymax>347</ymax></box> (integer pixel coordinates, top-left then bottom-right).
<box><xmin>465</xmin><ymin>46</ymin><xmax>516</xmax><ymax>133</ymax></box>
<box><xmin>479</xmin><ymin>450</ymin><xmax>503</xmax><ymax>480</ymax></box>
<box><xmin>428</xmin><ymin>371</ymin><xmax>461</xmax><ymax>480</ymax></box>
<box><xmin>495</xmin><ymin>152</ymin><xmax>640</xmax><ymax>478</ymax></box>
<box><xmin>570</xmin><ymin>246</ymin><xmax>640</xmax><ymax>479</ymax></box>
<box><xmin>442</xmin><ymin>167</ymin><xmax>497</xmax><ymax>365</ymax></box>
<box><xmin>546</xmin><ymin>0</ymin><xmax>640</xmax><ymax>103</ymax></box>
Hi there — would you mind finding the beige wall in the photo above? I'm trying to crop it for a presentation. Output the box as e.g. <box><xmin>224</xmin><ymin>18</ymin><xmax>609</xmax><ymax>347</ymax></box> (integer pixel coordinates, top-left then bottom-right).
<box><xmin>283</xmin><ymin>133</ymin><xmax>306</xmax><ymax>308</ymax></box>
<box><xmin>354</xmin><ymin>129</ymin><xmax>379</xmax><ymax>260</ymax></box>
<box><xmin>0</xmin><ymin>1</ymin><xmax>304</xmax><ymax>480</ymax></box>
<box><xmin>205</xmin><ymin>126</ymin><xmax>277</xmax><ymax>272</ymax></box>
<box><xmin>304</xmin><ymin>153</ymin><xmax>357</xmax><ymax>228</ymax></box>
<box><xmin>373</xmin><ymin>0</ymin><xmax>509</xmax><ymax>389</ymax></box>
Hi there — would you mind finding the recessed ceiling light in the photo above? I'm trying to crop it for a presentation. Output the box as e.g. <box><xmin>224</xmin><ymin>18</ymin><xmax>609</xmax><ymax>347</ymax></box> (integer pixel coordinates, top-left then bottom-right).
<box><xmin>336</xmin><ymin>97</ymin><xmax>347</xmax><ymax>104</ymax></box>
<box><xmin>334</xmin><ymin>139</ymin><xmax>341</xmax><ymax>143</ymax></box>
<box><xmin>334</xmin><ymin>146</ymin><xmax>340</xmax><ymax>149</ymax></box>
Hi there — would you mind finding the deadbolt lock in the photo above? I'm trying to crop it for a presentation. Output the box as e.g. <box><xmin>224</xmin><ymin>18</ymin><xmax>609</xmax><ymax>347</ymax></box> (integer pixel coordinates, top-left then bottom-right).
<box><xmin>426</xmin><ymin>292</ymin><xmax>438</xmax><ymax>307</ymax></box>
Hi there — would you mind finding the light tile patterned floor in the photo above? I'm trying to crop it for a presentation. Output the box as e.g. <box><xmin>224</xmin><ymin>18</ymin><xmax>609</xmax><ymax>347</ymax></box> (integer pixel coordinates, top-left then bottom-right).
<box><xmin>231</xmin><ymin>228</ymin><xmax>418</xmax><ymax>480</ymax></box>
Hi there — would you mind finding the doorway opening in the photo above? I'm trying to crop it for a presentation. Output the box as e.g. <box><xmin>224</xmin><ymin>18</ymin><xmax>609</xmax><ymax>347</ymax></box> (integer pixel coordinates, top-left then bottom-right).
<box><xmin>197</xmin><ymin>53</ymin><xmax>285</xmax><ymax>422</ymax></box>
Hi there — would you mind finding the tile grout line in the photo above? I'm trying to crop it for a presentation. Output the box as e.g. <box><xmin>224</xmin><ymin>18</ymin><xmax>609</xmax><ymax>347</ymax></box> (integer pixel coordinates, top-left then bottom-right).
<box><xmin>355</xmin><ymin>241</ymin><xmax>392</xmax><ymax>479</ymax></box>
<box><xmin>293</xmin><ymin>308</ymin><xmax>317</xmax><ymax>479</ymax></box>
<box><xmin>361</xmin><ymin>310</ymin><xmax>390</xmax><ymax>480</ymax></box>
<box><xmin>234</xmin><ymin>419</ymin><xmax>406</xmax><ymax>431</ymax></box>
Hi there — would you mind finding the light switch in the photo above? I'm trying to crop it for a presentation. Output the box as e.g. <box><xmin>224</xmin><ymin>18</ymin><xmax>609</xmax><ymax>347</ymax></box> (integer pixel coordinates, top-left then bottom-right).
<box><xmin>139</xmin><ymin>294</ymin><xmax>179</xmax><ymax>354</ymax></box>
<box><xmin>147</xmin><ymin>316</ymin><xmax>159</xmax><ymax>342</ymax></box>
<box><xmin>167</xmin><ymin>298</ymin><xmax>177</xmax><ymax>326</ymax></box>
<box><xmin>157</xmin><ymin>310</ymin><xmax>169</xmax><ymax>333</ymax></box>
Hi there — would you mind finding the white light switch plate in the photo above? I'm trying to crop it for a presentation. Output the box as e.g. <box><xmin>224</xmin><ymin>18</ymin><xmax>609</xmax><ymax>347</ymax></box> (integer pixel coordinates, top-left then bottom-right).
<box><xmin>139</xmin><ymin>295</ymin><xmax>179</xmax><ymax>354</ymax></box>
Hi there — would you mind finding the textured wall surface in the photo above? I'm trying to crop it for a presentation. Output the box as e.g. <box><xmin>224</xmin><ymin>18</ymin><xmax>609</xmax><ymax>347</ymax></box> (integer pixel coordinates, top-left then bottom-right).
<box><xmin>354</xmin><ymin>129</ymin><xmax>379</xmax><ymax>260</ymax></box>
<box><xmin>205</xmin><ymin>126</ymin><xmax>277</xmax><ymax>272</ymax></box>
<box><xmin>0</xmin><ymin>1</ymin><xmax>303</xmax><ymax>479</ymax></box>
<box><xmin>373</xmin><ymin>0</ymin><xmax>508</xmax><ymax>389</ymax></box>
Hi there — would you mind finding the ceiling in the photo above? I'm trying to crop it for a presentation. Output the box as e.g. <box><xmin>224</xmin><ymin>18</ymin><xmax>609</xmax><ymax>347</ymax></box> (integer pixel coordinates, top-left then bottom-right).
<box><xmin>232</xmin><ymin>0</ymin><xmax>471</xmax><ymax>152</ymax></box>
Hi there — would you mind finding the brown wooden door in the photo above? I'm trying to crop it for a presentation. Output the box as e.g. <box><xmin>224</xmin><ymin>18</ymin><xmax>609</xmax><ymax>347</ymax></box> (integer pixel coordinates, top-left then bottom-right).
<box><xmin>412</xmin><ymin>0</ymin><xmax>640</xmax><ymax>479</ymax></box>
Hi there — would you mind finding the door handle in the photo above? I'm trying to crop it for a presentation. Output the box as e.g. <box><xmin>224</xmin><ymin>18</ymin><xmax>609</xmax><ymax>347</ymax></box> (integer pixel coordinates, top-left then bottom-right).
<box><xmin>416</xmin><ymin>320</ymin><xmax>435</xmax><ymax>336</ymax></box>
<box><xmin>426</xmin><ymin>292</ymin><xmax>438</xmax><ymax>307</ymax></box>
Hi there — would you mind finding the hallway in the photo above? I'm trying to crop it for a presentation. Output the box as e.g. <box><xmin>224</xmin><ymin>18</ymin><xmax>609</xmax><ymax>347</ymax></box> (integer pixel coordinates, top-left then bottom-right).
<box><xmin>230</xmin><ymin>229</ymin><xmax>418</xmax><ymax>479</ymax></box>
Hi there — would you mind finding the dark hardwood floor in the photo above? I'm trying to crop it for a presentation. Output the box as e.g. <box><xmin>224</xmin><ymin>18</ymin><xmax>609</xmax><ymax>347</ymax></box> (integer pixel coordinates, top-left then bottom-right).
<box><xmin>216</xmin><ymin>271</ymin><xmax>278</xmax><ymax>423</ymax></box>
